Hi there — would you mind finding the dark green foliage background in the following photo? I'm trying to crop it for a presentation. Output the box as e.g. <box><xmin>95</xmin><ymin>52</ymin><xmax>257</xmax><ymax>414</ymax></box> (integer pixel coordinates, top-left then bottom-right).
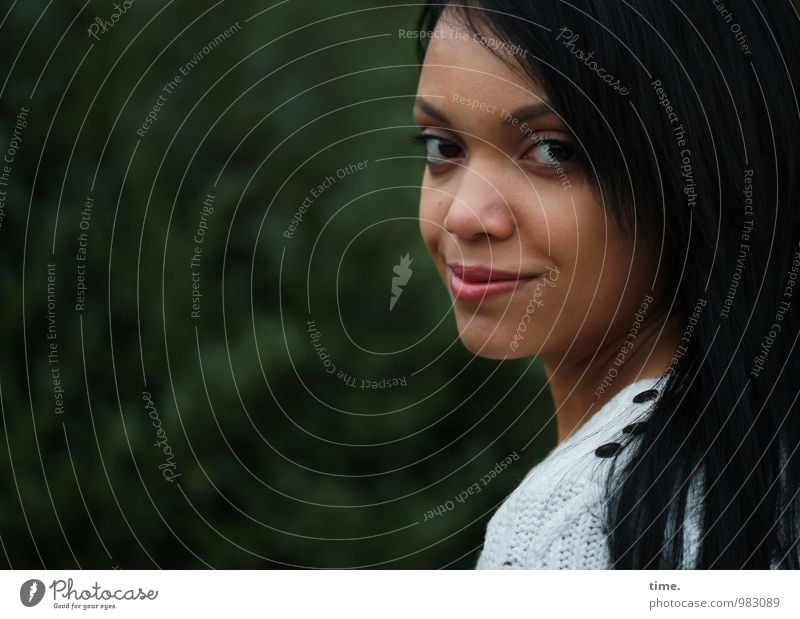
<box><xmin>0</xmin><ymin>0</ymin><xmax>553</xmax><ymax>568</ymax></box>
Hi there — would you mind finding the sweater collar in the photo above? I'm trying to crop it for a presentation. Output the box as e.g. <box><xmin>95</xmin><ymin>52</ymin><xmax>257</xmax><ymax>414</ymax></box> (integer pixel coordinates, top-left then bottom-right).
<box><xmin>556</xmin><ymin>374</ymin><xmax>669</xmax><ymax>451</ymax></box>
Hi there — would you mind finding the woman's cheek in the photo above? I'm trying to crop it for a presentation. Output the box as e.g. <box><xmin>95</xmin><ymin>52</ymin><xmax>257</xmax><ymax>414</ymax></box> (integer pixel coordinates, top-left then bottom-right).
<box><xmin>418</xmin><ymin>200</ymin><xmax>442</xmax><ymax>251</ymax></box>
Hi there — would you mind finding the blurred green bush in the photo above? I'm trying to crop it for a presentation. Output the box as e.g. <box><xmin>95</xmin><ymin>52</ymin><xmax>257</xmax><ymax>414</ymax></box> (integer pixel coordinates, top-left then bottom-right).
<box><xmin>0</xmin><ymin>0</ymin><xmax>554</xmax><ymax>568</ymax></box>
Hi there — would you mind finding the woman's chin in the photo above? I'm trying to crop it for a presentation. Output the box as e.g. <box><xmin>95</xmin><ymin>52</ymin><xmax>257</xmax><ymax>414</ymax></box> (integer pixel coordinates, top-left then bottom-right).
<box><xmin>456</xmin><ymin>327</ymin><xmax>534</xmax><ymax>360</ymax></box>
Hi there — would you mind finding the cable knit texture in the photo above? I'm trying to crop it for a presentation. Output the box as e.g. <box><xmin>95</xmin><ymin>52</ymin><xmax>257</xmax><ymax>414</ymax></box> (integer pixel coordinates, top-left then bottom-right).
<box><xmin>475</xmin><ymin>376</ymin><xmax>689</xmax><ymax>569</ymax></box>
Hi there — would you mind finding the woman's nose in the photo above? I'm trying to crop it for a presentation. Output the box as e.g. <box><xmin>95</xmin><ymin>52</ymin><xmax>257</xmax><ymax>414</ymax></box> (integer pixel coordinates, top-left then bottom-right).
<box><xmin>443</xmin><ymin>164</ymin><xmax>515</xmax><ymax>242</ymax></box>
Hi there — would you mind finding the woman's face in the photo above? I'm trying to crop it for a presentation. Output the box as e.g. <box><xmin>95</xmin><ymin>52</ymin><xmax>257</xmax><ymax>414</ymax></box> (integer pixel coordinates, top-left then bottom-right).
<box><xmin>414</xmin><ymin>12</ymin><xmax>663</xmax><ymax>363</ymax></box>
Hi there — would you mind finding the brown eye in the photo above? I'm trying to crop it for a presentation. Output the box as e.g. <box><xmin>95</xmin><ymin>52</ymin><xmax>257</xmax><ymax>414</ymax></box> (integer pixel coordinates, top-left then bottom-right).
<box><xmin>525</xmin><ymin>138</ymin><xmax>576</xmax><ymax>166</ymax></box>
<box><xmin>411</xmin><ymin>133</ymin><xmax>463</xmax><ymax>165</ymax></box>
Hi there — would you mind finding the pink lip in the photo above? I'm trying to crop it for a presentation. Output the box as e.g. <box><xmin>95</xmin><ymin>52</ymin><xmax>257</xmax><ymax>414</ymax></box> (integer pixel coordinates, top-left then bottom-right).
<box><xmin>447</xmin><ymin>263</ymin><xmax>541</xmax><ymax>302</ymax></box>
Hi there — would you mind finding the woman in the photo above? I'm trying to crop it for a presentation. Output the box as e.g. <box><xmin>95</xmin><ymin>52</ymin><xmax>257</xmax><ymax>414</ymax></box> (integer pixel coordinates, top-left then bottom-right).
<box><xmin>411</xmin><ymin>0</ymin><xmax>800</xmax><ymax>568</ymax></box>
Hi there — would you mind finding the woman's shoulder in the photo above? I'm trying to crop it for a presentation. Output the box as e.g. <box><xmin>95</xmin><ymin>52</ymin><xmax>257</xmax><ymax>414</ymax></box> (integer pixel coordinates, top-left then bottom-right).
<box><xmin>475</xmin><ymin>376</ymin><xmax>665</xmax><ymax>569</ymax></box>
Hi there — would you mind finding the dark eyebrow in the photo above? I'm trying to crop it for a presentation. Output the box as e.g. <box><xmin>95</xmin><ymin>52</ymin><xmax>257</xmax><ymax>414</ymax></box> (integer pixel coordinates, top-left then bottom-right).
<box><xmin>414</xmin><ymin>97</ymin><xmax>556</xmax><ymax>128</ymax></box>
<box><xmin>501</xmin><ymin>102</ymin><xmax>555</xmax><ymax>127</ymax></box>
<box><xmin>413</xmin><ymin>97</ymin><xmax>449</xmax><ymax>124</ymax></box>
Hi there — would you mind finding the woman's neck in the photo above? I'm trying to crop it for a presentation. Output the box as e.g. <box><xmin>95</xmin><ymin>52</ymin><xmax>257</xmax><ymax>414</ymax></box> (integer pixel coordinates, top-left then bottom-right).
<box><xmin>541</xmin><ymin>310</ymin><xmax>683</xmax><ymax>444</ymax></box>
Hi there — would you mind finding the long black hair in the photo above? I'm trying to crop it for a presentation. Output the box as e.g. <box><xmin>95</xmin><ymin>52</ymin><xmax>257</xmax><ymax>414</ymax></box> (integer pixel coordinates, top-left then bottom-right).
<box><xmin>416</xmin><ymin>0</ymin><xmax>800</xmax><ymax>568</ymax></box>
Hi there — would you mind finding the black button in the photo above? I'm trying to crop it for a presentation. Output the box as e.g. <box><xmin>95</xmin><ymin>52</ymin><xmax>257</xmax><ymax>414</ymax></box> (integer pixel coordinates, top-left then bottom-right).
<box><xmin>632</xmin><ymin>389</ymin><xmax>659</xmax><ymax>403</ymax></box>
<box><xmin>622</xmin><ymin>421</ymin><xmax>648</xmax><ymax>435</ymax></box>
<box><xmin>595</xmin><ymin>442</ymin><xmax>622</xmax><ymax>458</ymax></box>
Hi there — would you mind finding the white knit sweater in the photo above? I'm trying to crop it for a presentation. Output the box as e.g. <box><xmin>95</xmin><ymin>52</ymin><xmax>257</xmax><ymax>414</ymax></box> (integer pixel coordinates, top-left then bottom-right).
<box><xmin>475</xmin><ymin>375</ymin><xmax>698</xmax><ymax>569</ymax></box>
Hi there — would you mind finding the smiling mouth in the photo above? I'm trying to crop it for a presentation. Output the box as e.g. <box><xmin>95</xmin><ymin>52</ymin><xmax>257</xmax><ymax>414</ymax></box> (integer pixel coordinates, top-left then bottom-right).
<box><xmin>447</xmin><ymin>264</ymin><xmax>542</xmax><ymax>303</ymax></box>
